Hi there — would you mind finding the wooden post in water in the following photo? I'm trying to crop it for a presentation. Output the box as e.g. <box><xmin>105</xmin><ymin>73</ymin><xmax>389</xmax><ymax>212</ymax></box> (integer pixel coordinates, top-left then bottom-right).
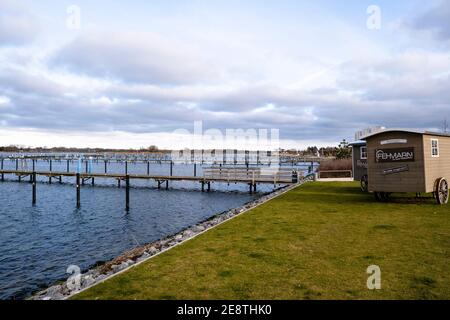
<box><xmin>104</xmin><ymin>160</ymin><xmax>107</xmax><ymax>174</ymax></box>
<box><xmin>147</xmin><ymin>161</ymin><xmax>150</xmax><ymax>175</ymax></box>
<box><xmin>49</xmin><ymin>159</ymin><xmax>52</xmax><ymax>184</ymax></box>
<box><xmin>194</xmin><ymin>163</ymin><xmax>197</xmax><ymax>177</ymax></box>
<box><xmin>32</xmin><ymin>172</ymin><xmax>36</xmax><ymax>205</ymax></box>
<box><xmin>76</xmin><ymin>173</ymin><xmax>80</xmax><ymax>208</ymax></box>
<box><xmin>170</xmin><ymin>161</ymin><xmax>173</xmax><ymax>176</ymax></box>
<box><xmin>125</xmin><ymin>175</ymin><xmax>130</xmax><ymax>211</ymax></box>
<box><xmin>67</xmin><ymin>159</ymin><xmax>70</xmax><ymax>172</ymax></box>
<box><xmin>125</xmin><ymin>161</ymin><xmax>128</xmax><ymax>174</ymax></box>
<box><xmin>15</xmin><ymin>159</ymin><xmax>18</xmax><ymax>170</ymax></box>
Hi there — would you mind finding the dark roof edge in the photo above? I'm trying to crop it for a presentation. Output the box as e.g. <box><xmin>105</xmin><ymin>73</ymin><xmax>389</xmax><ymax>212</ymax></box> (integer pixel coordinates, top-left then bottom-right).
<box><xmin>361</xmin><ymin>129</ymin><xmax>450</xmax><ymax>140</ymax></box>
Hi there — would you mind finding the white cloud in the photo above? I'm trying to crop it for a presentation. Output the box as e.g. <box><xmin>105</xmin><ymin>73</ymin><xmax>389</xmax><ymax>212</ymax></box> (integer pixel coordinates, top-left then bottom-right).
<box><xmin>0</xmin><ymin>95</ymin><xmax>10</xmax><ymax>106</ymax></box>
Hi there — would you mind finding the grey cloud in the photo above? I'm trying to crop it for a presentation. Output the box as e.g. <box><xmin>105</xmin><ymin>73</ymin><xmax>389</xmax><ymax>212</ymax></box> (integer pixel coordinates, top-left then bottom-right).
<box><xmin>412</xmin><ymin>1</ymin><xmax>450</xmax><ymax>40</ymax></box>
<box><xmin>51</xmin><ymin>31</ymin><xmax>221</xmax><ymax>85</ymax></box>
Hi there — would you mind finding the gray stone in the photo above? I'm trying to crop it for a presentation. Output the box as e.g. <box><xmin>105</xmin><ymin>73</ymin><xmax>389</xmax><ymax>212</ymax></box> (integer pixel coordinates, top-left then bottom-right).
<box><xmin>175</xmin><ymin>234</ymin><xmax>183</xmax><ymax>241</ymax></box>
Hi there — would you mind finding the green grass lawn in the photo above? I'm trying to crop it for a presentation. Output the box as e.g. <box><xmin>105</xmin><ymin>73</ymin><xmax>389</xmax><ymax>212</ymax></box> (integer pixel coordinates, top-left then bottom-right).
<box><xmin>73</xmin><ymin>182</ymin><xmax>450</xmax><ymax>300</ymax></box>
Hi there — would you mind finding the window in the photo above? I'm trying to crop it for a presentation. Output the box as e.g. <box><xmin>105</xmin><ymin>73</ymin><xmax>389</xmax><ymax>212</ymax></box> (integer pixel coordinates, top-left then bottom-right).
<box><xmin>360</xmin><ymin>146</ymin><xmax>367</xmax><ymax>160</ymax></box>
<box><xmin>431</xmin><ymin>139</ymin><xmax>439</xmax><ymax>157</ymax></box>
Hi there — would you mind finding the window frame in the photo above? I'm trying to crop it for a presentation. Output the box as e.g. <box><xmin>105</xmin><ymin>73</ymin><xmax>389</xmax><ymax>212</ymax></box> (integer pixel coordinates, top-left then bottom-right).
<box><xmin>360</xmin><ymin>146</ymin><xmax>368</xmax><ymax>160</ymax></box>
<box><xmin>431</xmin><ymin>139</ymin><xmax>439</xmax><ymax>158</ymax></box>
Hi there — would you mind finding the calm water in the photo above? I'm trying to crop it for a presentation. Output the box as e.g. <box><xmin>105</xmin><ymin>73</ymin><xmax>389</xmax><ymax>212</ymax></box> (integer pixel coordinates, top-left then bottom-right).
<box><xmin>0</xmin><ymin>161</ymin><xmax>311</xmax><ymax>299</ymax></box>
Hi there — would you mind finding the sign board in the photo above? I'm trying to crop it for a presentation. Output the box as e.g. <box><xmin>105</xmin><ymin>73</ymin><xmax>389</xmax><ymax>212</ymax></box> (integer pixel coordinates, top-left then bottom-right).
<box><xmin>375</xmin><ymin>148</ymin><xmax>415</xmax><ymax>163</ymax></box>
<box><xmin>356</xmin><ymin>159</ymin><xmax>368</xmax><ymax>168</ymax></box>
<box><xmin>383</xmin><ymin>165</ymin><xmax>409</xmax><ymax>175</ymax></box>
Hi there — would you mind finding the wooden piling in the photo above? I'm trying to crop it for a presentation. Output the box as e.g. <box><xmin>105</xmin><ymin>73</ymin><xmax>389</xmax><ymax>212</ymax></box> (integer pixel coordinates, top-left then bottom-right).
<box><xmin>125</xmin><ymin>175</ymin><xmax>130</xmax><ymax>211</ymax></box>
<box><xmin>32</xmin><ymin>172</ymin><xmax>36</xmax><ymax>205</ymax></box>
<box><xmin>170</xmin><ymin>161</ymin><xmax>173</xmax><ymax>176</ymax></box>
<box><xmin>76</xmin><ymin>173</ymin><xmax>80</xmax><ymax>208</ymax></box>
<box><xmin>147</xmin><ymin>161</ymin><xmax>150</xmax><ymax>175</ymax></box>
<box><xmin>104</xmin><ymin>160</ymin><xmax>107</xmax><ymax>174</ymax></box>
<box><xmin>125</xmin><ymin>161</ymin><xmax>128</xmax><ymax>175</ymax></box>
<box><xmin>194</xmin><ymin>163</ymin><xmax>197</xmax><ymax>177</ymax></box>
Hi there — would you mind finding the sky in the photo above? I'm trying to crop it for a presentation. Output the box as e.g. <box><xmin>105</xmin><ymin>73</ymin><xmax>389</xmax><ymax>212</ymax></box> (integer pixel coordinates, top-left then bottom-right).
<box><xmin>0</xmin><ymin>0</ymin><xmax>449</xmax><ymax>150</ymax></box>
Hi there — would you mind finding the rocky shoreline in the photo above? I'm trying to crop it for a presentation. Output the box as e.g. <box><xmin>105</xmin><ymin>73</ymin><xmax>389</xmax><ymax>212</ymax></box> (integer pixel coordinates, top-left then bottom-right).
<box><xmin>31</xmin><ymin>179</ymin><xmax>310</xmax><ymax>300</ymax></box>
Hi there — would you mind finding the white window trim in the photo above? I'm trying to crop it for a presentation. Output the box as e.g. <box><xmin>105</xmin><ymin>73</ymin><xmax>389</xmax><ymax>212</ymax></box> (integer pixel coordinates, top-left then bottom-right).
<box><xmin>360</xmin><ymin>146</ymin><xmax>367</xmax><ymax>160</ymax></box>
<box><xmin>431</xmin><ymin>139</ymin><xmax>439</xmax><ymax>158</ymax></box>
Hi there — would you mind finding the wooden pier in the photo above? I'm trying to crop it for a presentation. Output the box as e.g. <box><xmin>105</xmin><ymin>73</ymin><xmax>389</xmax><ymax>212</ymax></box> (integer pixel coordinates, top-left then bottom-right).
<box><xmin>0</xmin><ymin>167</ymin><xmax>300</xmax><ymax>210</ymax></box>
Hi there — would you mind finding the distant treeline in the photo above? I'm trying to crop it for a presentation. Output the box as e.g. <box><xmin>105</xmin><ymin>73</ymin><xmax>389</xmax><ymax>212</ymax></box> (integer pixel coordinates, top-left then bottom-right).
<box><xmin>0</xmin><ymin>145</ymin><xmax>165</xmax><ymax>153</ymax></box>
<box><xmin>1</xmin><ymin>140</ymin><xmax>352</xmax><ymax>158</ymax></box>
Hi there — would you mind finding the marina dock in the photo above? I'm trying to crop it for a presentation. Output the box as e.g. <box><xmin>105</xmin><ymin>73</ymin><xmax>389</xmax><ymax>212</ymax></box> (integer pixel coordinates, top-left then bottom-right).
<box><xmin>0</xmin><ymin>166</ymin><xmax>301</xmax><ymax>210</ymax></box>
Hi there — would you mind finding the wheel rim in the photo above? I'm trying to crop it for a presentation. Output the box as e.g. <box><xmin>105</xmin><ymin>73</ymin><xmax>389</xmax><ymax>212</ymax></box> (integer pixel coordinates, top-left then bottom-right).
<box><xmin>439</xmin><ymin>179</ymin><xmax>449</xmax><ymax>204</ymax></box>
<box><xmin>361</xmin><ymin>175</ymin><xmax>368</xmax><ymax>192</ymax></box>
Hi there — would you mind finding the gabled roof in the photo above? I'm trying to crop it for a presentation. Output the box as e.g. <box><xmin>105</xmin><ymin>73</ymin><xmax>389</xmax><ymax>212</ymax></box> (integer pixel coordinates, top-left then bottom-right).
<box><xmin>361</xmin><ymin>129</ymin><xmax>450</xmax><ymax>140</ymax></box>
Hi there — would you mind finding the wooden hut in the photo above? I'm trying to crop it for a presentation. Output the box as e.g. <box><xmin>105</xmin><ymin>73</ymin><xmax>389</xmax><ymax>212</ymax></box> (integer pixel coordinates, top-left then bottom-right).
<box><xmin>349</xmin><ymin>141</ymin><xmax>368</xmax><ymax>191</ymax></box>
<box><xmin>362</xmin><ymin>129</ymin><xmax>450</xmax><ymax>204</ymax></box>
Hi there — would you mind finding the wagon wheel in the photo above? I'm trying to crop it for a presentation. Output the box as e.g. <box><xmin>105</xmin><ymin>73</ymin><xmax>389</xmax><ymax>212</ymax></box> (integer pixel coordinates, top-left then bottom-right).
<box><xmin>374</xmin><ymin>192</ymin><xmax>383</xmax><ymax>202</ymax></box>
<box><xmin>380</xmin><ymin>192</ymin><xmax>391</xmax><ymax>202</ymax></box>
<box><xmin>360</xmin><ymin>175</ymin><xmax>368</xmax><ymax>192</ymax></box>
<box><xmin>435</xmin><ymin>177</ymin><xmax>449</xmax><ymax>205</ymax></box>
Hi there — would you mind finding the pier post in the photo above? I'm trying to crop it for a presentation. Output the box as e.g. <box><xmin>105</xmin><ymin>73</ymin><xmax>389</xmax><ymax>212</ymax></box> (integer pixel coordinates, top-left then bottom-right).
<box><xmin>165</xmin><ymin>180</ymin><xmax>169</xmax><ymax>190</ymax></box>
<box><xmin>91</xmin><ymin>177</ymin><xmax>95</xmax><ymax>186</ymax></box>
<box><xmin>67</xmin><ymin>160</ymin><xmax>70</xmax><ymax>172</ymax></box>
<box><xmin>249</xmin><ymin>183</ymin><xmax>253</xmax><ymax>194</ymax></box>
<box><xmin>253</xmin><ymin>183</ymin><xmax>256</xmax><ymax>193</ymax></box>
<box><xmin>117</xmin><ymin>179</ymin><xmax>121</xmax><ymax>188</ymax></box>
<box><xmin>76</xmin><ymin>173</ymin><xmax>80</xmax><ymax>208</ymax></box>
<box><xmin>207</xmin><ymin>182</ymin><xmax>211</xmax><ymax>192</ymax></box>
<box><xmin>147</xmin><ymin>161</ymin><xmax>150</xmax><ymax>175</ymax></box>
<box><xmin>32</xmin><ymin>172</ymin><xmax>36</xmax><ymax>205</ymax></box>
<box><xmin>104</xmin><ymin>160</ymin><xmax>107</xmax><ymax>174</ymax></box>
<box><xmin>33</xmin><ymin>159</ymin><xmax>35</xmax><ymax>171</ymax></box>
<box><xmin>170</xmin><ymin>161</ymin><xmax>173</xmax><ymax>176</ymax></box>
<box><xmin>125</xmin><ymin>161</ymin><xmax>128</xmax><ymax>175</ymax></box>
<box><xmin>125</xmin><ymin>175</ymin><xmax>130</xmax><ymax>211</ymax></box>
<box><xmin>201</xmin><ymin>181</ymin><xmax>205</xmax><ymax>192</ymax></box>
<box><xmin>194</xmin><ymin>163</ymin><xmax>197</xmax><ymax>177</ymax></box>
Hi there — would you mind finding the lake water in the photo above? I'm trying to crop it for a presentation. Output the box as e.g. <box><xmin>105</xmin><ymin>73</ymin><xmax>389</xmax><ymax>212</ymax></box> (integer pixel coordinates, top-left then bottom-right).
<box><xmin>0</xmin><ymin>160</ymin><xmax>311</xmax><ymax>299</ymax></box>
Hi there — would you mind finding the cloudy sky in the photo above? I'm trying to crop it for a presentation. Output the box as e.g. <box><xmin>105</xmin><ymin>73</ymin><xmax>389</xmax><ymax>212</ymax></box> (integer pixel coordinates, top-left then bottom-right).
<box><xmin>0</xmin><ymin>0</ymin><xmax>449</xmax><ymax>149</ymax></box>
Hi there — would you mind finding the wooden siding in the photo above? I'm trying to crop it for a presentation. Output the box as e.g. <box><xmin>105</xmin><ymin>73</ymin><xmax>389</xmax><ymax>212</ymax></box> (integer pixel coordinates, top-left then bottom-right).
<box><xmin>352</xmin><ymin>145</ymin><xmax>367</xmax><ymax>181</ymax></box>
<box><xmin>423</xmin><ymin>134</ymin><xmax>450</xmax><ymax>192</ymax></box>
<box><xmin>367</xmin><ymin>132</ymin><xmax>426</xmax><ymax>193</ymax></box>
